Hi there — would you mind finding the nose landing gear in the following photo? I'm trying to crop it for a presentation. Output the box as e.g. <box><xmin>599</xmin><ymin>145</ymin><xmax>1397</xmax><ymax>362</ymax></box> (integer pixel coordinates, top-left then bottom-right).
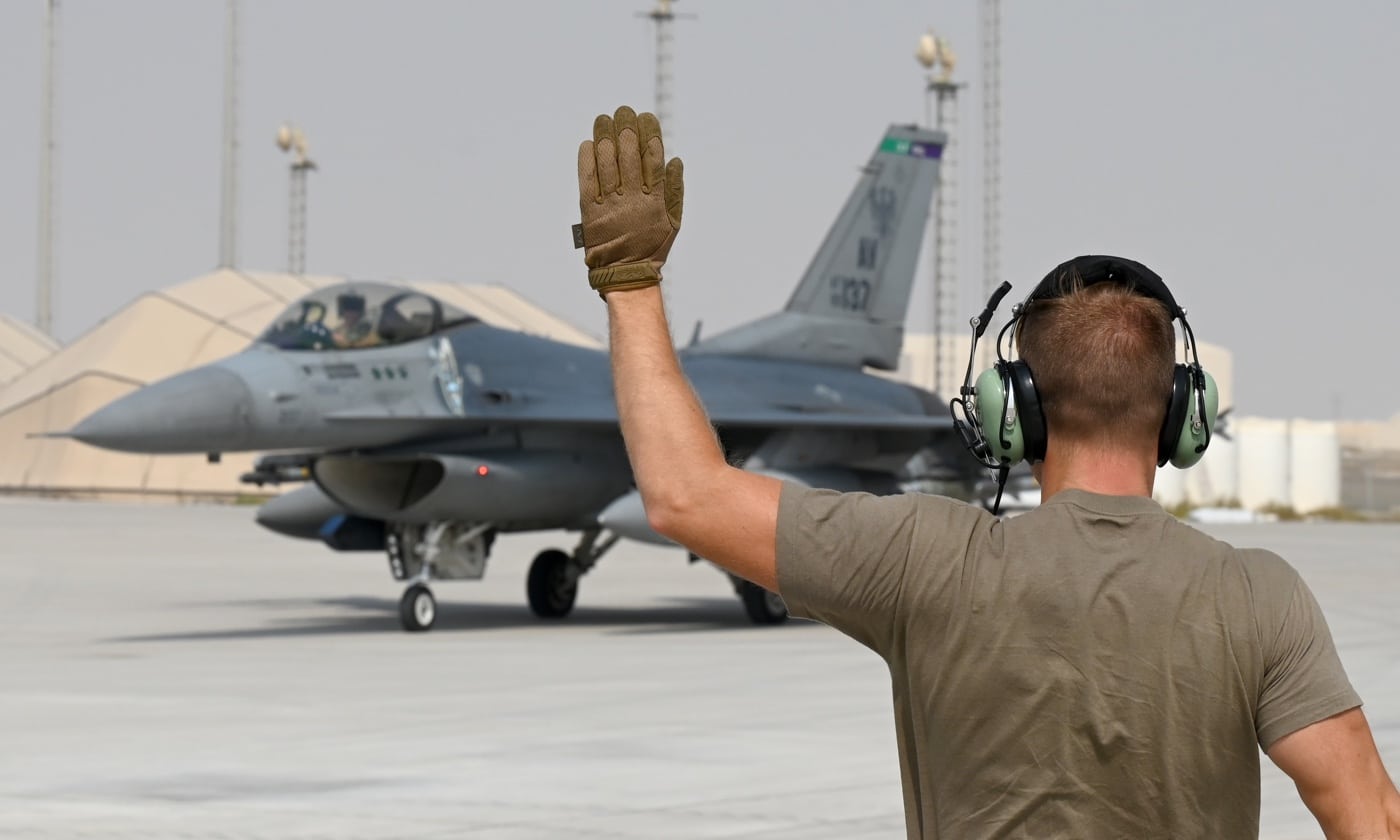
<box><xmin>387</xmin><ymin>521</ymin><xmax>494</xmax><ymax>632</ymax></box>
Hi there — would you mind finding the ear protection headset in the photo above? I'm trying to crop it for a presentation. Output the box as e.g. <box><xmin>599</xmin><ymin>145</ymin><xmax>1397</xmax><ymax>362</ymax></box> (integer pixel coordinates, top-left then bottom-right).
<box><xmin>950</xmin><ymin>255</ymin><xmax>1218</xmax><ymax>510</ymax></box>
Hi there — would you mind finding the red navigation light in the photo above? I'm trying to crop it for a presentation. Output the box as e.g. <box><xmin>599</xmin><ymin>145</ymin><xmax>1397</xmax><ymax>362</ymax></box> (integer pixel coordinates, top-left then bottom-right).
<box><xmin>476</xmin><ymin>465</ymin><xmax>490</xmax><ymax>477</ymax></box>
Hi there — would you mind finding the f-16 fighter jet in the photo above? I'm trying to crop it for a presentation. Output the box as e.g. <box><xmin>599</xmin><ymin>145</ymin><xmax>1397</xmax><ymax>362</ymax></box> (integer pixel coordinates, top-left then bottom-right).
<box><xmin>68</xmin><ymin>123</ymin><xmax>962</xmax><ymax>631</ymax></box>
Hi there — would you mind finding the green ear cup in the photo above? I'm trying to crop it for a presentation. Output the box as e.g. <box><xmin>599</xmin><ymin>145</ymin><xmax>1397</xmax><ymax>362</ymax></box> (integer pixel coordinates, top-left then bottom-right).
<box><xmin>1170</xmin><ymin>370</ymin><xmax>1218</xmax><ymax>468</ymax></box>
<box><xmin>974</xmin><ymin>367</ymin><xmax>1025</xmax><ymax>465</ymax></box>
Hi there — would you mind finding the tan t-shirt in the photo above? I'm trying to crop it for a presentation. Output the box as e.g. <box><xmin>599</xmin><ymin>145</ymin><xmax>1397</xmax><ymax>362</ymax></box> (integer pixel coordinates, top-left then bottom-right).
<box><xmin>777</xmin><ymin>485</ymin><xmax>1361</xmax><ymax>840</ymax></box>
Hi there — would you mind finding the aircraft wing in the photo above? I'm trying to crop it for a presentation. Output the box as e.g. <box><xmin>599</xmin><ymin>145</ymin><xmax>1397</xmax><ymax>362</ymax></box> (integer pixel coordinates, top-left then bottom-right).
<box><xmin>321</xmin><ymin>404</ymin><xmax>953</xmax><ymax>432</ymax></box>
<box><xmin>712</xmin><ymin>409</ymin><xmax>952</xmax><ymax>431</ymax></box>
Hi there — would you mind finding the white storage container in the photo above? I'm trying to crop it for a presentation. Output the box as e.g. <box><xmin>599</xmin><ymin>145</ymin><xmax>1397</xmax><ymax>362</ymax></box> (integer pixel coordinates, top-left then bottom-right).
<box><xmin>1235</xmin><ymin>417</ymin><xmax>1290</xmax><ymax>510</ymax></box>
<box><xmin>1289</xmin><ymin>419</ymin><xmax>1341</xmax><ymax>513</ymax></box>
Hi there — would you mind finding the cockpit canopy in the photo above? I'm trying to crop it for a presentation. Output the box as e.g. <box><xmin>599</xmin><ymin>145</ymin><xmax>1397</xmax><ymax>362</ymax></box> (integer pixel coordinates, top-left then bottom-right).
<box><xmin>257</xmin><ymin>282</ymin><xmax>478</xmax><ymax>351</ymax></box>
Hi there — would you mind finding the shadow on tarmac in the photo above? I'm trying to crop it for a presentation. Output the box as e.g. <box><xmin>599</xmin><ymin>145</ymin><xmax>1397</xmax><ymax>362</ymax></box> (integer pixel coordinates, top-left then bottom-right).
<box><xmin>105</xmin><ymin>595</ymin><xmax>814</xmax><ymax>643</ymax></box>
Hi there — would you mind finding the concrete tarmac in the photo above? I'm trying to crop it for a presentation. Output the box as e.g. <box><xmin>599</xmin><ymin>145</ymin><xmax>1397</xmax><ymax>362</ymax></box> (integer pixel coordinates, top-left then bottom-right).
<box><xmin>1</xmin><ymin>498</ymin><xmax>1396</xmax><ymax>839</ymax></box>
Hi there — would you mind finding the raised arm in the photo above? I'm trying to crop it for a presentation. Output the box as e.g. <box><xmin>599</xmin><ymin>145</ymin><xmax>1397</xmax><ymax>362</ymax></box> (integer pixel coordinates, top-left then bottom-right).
<box><xmin>576</xmin><ymin>106</ymin><xmax>782</xmax><ymax>591</ymax></box>
<box><xmin>1267</xmin><ymin>707</ymin><xmax>1400</xmax><ymax>839</ymax></box>
<box><xmin>605</xmin><ymin>287</ymin><xmax>782</xmax><ymax>590</ymax></box>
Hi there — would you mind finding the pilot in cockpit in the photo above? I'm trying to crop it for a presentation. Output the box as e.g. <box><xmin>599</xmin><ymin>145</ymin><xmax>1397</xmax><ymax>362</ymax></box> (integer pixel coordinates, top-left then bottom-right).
<box><xmin>332</xmin><ymin>293</ymin><xmax>377</xmax><ymax>348</ymax></box>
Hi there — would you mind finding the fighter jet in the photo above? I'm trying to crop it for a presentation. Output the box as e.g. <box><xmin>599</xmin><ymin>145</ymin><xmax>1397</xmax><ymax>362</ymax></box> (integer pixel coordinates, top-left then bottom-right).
<box><xmin>68</xmin><ymin>124</ymin><xmax>964</xmax><ymax>631</ymax></box>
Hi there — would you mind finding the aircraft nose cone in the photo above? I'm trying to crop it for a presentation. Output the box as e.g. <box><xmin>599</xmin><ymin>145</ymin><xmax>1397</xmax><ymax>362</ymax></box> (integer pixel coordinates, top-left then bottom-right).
<box><xmin>69</xmin><ymin>366</ymin><xmax>255</xmax><ymax>453</ymax></box>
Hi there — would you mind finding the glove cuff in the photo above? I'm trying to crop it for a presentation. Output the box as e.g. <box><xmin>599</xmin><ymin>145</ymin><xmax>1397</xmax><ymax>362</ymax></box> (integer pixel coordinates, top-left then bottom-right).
<box><xmin>589</xmin><ymin>262</ymin><xmax>662</xmax><ymax>299</ymax></box>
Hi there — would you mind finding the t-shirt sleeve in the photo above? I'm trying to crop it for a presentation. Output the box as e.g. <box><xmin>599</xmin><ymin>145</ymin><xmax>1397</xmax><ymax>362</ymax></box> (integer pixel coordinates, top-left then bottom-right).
<box><xmin>775</xmin><ymin>483</ymin><xmax>981</xmax><ymax>655</ymax></box>
<box><xmin>1255</xmin><ymin>564</ymin><xmax>1362</xmax><ymax>750</ymax></box>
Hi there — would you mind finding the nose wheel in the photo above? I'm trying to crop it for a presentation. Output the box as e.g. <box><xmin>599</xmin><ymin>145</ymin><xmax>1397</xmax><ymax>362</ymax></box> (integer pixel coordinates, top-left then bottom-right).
<box><xmin>399</xmin><ymin>583</ymin><xmax>437</xmax><ymax>632</ymax></box>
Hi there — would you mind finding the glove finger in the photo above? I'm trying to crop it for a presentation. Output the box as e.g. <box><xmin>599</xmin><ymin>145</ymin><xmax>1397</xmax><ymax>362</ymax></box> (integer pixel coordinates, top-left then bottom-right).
<box><xmin>614</xmin><ymin>106</ymin><xmax>644</xmax><ymax>195</ymax></box>
<box><xmin>593</xmin><ymin>113</ymin><xmax>620</xmax><ymax>195</ymax></box>
<box><xmin>638</xmin><ymin>112</ymin><xmax>664</xmax><ymax>192</ymax></box>
<box><xmin>664</xmin><ymin>156</ymin><xmax>684</xmax><ymax>229</ymax></box>
<box><xmin>577</xmin><ymin>140</ymin><xmax>600</xmax><ymax>206</ymax></box>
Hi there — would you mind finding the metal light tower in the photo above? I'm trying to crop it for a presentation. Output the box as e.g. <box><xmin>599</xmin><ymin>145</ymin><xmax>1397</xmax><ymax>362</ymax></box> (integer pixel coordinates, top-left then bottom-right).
<box><xmin>276</xmin><ymin>124</ymin><xmax>316</xmax><ymax>276</ymax></box>
<box><xmin>37</xmin><ymin>0</ymin><xmax>60</xmax><ymax>336</ymax></box>
<box><xmin>980</xmin><ymin>0</ymin><xmax>1003</xmax><ymax>371</ymax></box>
<box><xmin>218</xmin><ymin>0</ymin><xmax>240</xmax><ymax>268</ymax></box>
<box><xmin>639</xmin><ymin>0</ymin><xmax>693</xmax><ymax>139</ymax></box>
<box><xmin>650</xmin><ymin>0</ymin><xmax>675</xmax><ymax>133</ymax></box>
<box><xmin>917</xmin><ymin>31</ymin><xmax>963</xmax><ymax>398</ymax></box>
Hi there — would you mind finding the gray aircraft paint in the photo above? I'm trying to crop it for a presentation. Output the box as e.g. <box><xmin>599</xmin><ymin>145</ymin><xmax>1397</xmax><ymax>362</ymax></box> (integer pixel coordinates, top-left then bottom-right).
<box><xmin>64</xmin><ymin>123</ymin><xmax>969</xmax><ymax>626</ymax></box>
<box><xmin>691</xmin><ymin>124</ymin><xmax>945</xmax><ymax>371</ymax></box>
<box><xmin>600</xmin><ymin>464</ymin><xmax>902</xmax><ymax>547</ymax></box>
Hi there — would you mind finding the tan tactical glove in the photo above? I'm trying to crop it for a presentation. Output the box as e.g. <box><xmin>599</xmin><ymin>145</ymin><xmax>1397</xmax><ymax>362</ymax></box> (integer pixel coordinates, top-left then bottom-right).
<box><xmin>576</xmin><ymin>106</ymin><xmax>684</xmax><ymax>298</ymax></box>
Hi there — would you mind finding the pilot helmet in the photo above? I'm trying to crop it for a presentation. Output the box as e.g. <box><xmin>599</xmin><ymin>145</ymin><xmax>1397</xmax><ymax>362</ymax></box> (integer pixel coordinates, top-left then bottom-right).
<box><xmin>337</xmin><ymin>292</ymin><xmax>367</xmax><ymax>317</ymax></box>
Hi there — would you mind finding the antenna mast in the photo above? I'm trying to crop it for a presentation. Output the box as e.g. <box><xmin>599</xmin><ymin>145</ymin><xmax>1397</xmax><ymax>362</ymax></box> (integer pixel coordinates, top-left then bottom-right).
<box><xmin>218</xmin><ymin>0</ymin><xmax>240</xmax><ymax>268</ymax></box>
<box><xmin>640</xmin><ymin>0</ymin><xmax>693</xmax><ymax>140</ymax></box>
<box><xmin>651</xmin><ymin>1</ymin><xmax>674</xmax><ymax>133</ymax></box>
<box><xmin>37</xmin><ymin>0</ymin><xmax>60</xmax><ymax>336</ymax></box>
<box><xmin>979</xmin><ymin>0</ymin><xmax>1002</xmax><ymax>371</ymax></box>
<box><xmin>917</xmin><ymin>31</ymin><xmax>963</xmax><ymax>398</ymax></box>
<box><xmin>277</xmin><ymin>124</ymin><xmax>316</xmax><ymax>275</ymax></box>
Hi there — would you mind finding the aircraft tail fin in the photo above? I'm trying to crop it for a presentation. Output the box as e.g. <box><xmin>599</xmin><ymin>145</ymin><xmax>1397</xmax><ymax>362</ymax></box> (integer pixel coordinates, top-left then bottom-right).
<box><xmin>692</xmin><ymin>124</ymin><xmax>944</xmax><ymax>371</ymax></box>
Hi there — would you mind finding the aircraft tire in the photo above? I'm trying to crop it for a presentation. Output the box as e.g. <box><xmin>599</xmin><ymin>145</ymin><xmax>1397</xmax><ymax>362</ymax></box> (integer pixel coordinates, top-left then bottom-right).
<box><xmin>399</xmin><ymin>584</ymin><xmax>437</xmax><ymax>632</ymax></box>
<box><xmin>527</xmin><ymin>549</ymin><xmax>577</xmax><ymax>619</ymax></box>
<box><xmin>739</xmin><ymin>581</ymin><xmax>789</xmax><ymax>625</ymax></box>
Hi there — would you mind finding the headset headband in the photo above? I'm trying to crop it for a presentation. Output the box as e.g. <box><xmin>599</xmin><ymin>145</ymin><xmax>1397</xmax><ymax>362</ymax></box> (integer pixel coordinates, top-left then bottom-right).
<box><xmin>1026</xmin><ymin>255</ymin><xmax>1184</xmax><ymax>321</ymax></box>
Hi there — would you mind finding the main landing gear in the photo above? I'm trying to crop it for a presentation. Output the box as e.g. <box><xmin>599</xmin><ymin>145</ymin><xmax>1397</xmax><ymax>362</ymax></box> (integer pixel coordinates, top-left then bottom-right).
<box><xmin>527</xmin><ymin>529</ymin><xmax>619</xmax><ymax>619</ymax></box>
<box><xmin>731</xmin><ymin>575</ymin><xmax>790</xmax><ymax>625</ymax></box>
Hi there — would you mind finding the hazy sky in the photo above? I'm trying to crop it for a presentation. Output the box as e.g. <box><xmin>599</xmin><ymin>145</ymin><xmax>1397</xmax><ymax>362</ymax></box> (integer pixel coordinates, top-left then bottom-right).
<box><xmin>1</xmin><ymin>1</ymin><xmax>1396</xmax><ymax>419</ymax></box>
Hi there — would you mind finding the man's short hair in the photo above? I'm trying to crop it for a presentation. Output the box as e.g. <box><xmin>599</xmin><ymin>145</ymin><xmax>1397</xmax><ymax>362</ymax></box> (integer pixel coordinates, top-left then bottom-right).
<box><xmin>1016</xmin><ymin>278</ymin><xmax>1175</xmax><ymax>453</ymax></box>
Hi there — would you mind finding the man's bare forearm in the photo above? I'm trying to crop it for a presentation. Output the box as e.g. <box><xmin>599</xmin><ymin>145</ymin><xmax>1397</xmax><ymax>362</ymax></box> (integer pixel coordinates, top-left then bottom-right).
<box><xmin>1270</xmin><ymin>708</ymin><xmax>1400</xmax><ymax>839</ymax></box>
<box><xmin>604</xmin><ymin>286</ymin><xmax>783</xmax><ymax>590</ymax></box>
<box><xmin>606</xmin><ymin>286</ymin><xmax>727</xmax><ymax>525</ymax></box>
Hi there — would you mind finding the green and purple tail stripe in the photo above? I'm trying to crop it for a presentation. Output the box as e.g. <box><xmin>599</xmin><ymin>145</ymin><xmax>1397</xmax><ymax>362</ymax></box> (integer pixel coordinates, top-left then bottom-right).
<box><xmin>879</xmin><ymin>137</ymin><xmax>943</xmax><ymax>159</ymax></box>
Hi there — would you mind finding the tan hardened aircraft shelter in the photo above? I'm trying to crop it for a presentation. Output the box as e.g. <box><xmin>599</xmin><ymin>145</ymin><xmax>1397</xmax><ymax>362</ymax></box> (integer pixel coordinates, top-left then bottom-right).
<box><xmin>0</xmin><ymin>270</ymin><xmax>601</xmax><ymax>501</ymax></box>
<box><xmin>0</xmin><ymin>313</ymin><xmax>59</xmax><ymax>387</ymax></box>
